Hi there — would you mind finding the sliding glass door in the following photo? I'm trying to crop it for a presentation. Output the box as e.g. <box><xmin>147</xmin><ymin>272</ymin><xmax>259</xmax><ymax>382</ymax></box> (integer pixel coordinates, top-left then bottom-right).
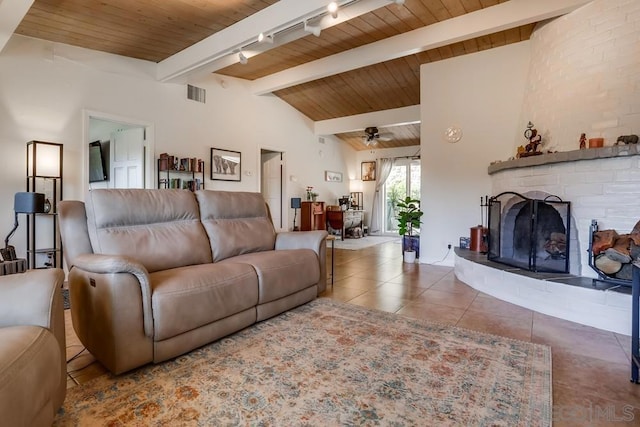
<box><xmin>383</xmin><ymin>158</ymin><xmax>421</xmax><ymax>234</ymax></box>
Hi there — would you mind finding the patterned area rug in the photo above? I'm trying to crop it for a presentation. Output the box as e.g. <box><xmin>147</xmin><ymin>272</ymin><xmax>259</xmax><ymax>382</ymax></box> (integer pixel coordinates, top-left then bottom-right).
<box><xmin>328</xmin><ymin>235</ymin><xmax>400</xmax><ymax>250</ymax></box>
<box><xmin>54</xmin><ymin>299</ymin><xmax>552</xmax><ymax>426</ymax></box>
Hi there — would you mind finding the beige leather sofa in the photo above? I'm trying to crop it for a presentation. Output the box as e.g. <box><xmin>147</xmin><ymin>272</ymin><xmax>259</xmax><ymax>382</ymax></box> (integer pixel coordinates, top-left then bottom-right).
<box><xmin>59</xmin><ymin>189</ymin><xmax>327</xmax><ymax>374</ymax></box>
<box><xmin>0</xmin><ymin>268</ymin><xmax>66</xmax><ymax>427</ymax></box>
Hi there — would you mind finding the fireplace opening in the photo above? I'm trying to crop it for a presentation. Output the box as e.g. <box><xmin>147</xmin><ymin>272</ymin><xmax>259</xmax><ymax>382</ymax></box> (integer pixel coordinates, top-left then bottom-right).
<box><xmin>488</xmin><ymin>192</ymin><xmax>571</xmax><ymax>273</ymax></box>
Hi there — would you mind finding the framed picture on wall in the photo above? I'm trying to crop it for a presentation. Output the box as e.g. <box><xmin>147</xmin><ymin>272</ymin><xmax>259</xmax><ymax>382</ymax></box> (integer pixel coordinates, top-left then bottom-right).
<box><xmin>361</xmin><ymin>161</ymin><xmax>376</xmax><ymax>181</ymax></box>
<box><xmin>210</xmin><ymin>148</ymin><xmax>241</xmax><ymax>181</ymax></box>
<box><xmin>325</xmin><ymin>170</ymin><xmax>343</xmax><ymax>182</ymax></box>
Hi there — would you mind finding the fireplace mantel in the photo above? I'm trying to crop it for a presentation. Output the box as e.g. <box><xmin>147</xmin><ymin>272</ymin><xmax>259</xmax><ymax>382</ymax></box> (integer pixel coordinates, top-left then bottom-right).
<box><xmin>488</xmin><ymin>145</ymin><xmax>640</xmax><ymax>175</ymax></box>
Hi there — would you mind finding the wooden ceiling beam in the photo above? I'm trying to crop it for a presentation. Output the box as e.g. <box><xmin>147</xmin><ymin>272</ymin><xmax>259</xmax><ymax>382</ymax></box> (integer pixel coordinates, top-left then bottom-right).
<box><xmin>157</xmin><ymin>0</ymin><xmax>394</xmax><ymax>83</ymax></box>
<box><xmin>315</xmin><ymin>105</ymin><xmax>420</xmax><ymax>136</ymax></box>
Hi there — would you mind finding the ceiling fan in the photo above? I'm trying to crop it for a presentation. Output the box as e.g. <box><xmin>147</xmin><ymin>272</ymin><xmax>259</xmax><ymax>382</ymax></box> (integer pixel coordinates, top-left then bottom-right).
<box><xmin>362</xmin><ymin>127</ymin><xmax>393</xmax><ymax>146</ymax></box>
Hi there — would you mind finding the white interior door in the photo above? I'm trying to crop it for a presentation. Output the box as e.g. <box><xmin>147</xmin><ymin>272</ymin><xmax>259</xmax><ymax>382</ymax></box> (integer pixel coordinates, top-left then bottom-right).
<box><xmin>261</xmin><ymin>150</ymin><xmax>284</xmax><ymax>230</ymax></box>
<box><xmin>111</xmin><ymin>128</ymin><xmax>145</xmax><ymax>189</ymax></box>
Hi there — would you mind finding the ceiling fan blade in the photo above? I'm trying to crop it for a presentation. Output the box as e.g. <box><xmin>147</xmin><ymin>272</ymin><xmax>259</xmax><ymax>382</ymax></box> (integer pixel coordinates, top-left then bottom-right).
<box><xmin>377</xmin><ymin>133</ymin><xmax>393</xmax><ymax>141</ymax></box>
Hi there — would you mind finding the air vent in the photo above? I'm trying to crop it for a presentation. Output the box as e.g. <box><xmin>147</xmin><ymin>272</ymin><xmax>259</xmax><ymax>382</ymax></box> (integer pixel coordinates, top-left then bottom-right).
<box><xmin>187</xmin><ymin>84</ymin><xmax>206</xmax><ymax>103</ymax></box>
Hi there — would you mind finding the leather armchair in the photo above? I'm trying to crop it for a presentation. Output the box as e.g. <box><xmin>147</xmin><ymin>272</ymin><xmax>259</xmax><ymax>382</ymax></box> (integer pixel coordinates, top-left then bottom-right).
<box><xmin>0</xmin><ymin>268</ymin><xmax>66</xmax><ymax>427</ymax></box>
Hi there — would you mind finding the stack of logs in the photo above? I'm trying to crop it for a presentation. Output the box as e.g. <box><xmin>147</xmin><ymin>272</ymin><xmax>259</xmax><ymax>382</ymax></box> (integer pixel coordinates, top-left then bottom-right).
<box><xmin>592</xmin><ymin>221</ymin><xmax>640</xmax><ymax>281</ymax></box>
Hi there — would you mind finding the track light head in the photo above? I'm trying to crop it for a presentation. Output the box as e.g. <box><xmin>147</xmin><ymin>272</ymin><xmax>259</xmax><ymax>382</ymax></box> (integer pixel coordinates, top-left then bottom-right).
<box><xmin>304</xmin><ymin>21</ymin><xmax>321</xmax><ymax>37</ymax></box>
<box><xmin>328</xmin><ymin>2</ymin><xmax>338</xmax><ymax>19</ymax></box>
<box><xmin>258</xmin><ymin>33</ymin><xmax>274</xmax><ymax>44</ymax></box>
<box><xmin>238</xmin><ymin>51</ymin><xmax>248</xmax><ymax>65</ymax></box>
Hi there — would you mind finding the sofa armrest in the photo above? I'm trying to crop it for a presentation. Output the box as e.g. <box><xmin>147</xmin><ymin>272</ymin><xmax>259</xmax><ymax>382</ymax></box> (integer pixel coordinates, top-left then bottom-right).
<box><xmin>74</xmin><ymin>253</ymin><xmax>154</xmax><ymax>338</ymax></box>
<box><xmin>0</xmin><ymin>268</ymin><xmax>65</xmax><ymax>330</ymax></box>
<box><xmin>275</xmin><ymin>230</ymin><xmax>328</xmax><ymax>252</ymax></box>
<box><xmin>0</xmin><ymin>268</ymin><xmax>67</xmax><ymax>416</ymax></box>
<box><xmin>276</xmin><ymin>230</ymin><xmax>328</xmax><ymax>293</ymax></box>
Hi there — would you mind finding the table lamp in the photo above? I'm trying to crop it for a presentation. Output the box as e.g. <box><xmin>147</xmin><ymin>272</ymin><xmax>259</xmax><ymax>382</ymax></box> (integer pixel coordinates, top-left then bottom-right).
<box><xmin>291</xmin><ymin>197</ymin><xmax>301</xmax><ymax>231</ymax></box>
<box><xmin>2</xmin><ymin>192</ymin><xmax>45</xmax><ymax>261</ymax></box>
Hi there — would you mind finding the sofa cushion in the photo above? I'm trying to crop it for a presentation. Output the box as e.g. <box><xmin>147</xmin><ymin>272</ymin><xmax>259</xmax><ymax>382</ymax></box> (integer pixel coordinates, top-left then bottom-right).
<box><xmin>220</xmin><ymin>249</ymin><xmax>319</xmax><ymax>304</ymax></box>
<box><xmin>196</xmin><ymin>190</ymin><xmax>276</xmax><ymax>262</ymax></box>
<box><xmin>86</xmin><ymin>189</ymin><xmax>212</xmax><ymax>273</ymax></box>
<box><xmin>150</xmin><ymin>263</ymin><xmax>258</xmax><ymax>341</ymax></box>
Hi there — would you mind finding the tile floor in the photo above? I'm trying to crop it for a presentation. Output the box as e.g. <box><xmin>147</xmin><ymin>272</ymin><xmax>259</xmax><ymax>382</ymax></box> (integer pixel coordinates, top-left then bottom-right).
<box><xmin>64</xmin><ymin>240</ymin><xmax>640</xmax><ymax>426</ymax></box>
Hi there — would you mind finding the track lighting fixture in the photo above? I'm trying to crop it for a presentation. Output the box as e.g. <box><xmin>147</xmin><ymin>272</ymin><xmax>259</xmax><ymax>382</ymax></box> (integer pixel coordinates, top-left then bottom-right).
<box><xmin>304</xmin><ymin>21</ymin><xmax>322</xmax><ymax>37</ymax></box>
<box><xmin>328</xmin><ymin>2</ymin><xmax>338</xmax><ymax>19</ymax></box>
<box><xmin>238</xmin><ymin>51</ymin><xmax>248</xmax><ymax>64</ymax></box>
<box><xmin>258</xmin><ymin>33</ymin><xmax>274</xmax><ymax>44</ymax></box>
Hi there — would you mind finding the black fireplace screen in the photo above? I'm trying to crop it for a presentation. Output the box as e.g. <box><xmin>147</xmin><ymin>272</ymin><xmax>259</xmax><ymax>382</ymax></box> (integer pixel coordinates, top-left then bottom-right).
<box><xmin>488</xmin><ymin>192</ymin><xmax>571</xmax><ymax>273</ymax></box>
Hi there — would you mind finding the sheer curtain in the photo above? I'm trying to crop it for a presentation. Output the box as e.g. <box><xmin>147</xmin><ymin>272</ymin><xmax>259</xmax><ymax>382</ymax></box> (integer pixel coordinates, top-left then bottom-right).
<box><xmin>369</xmin><ymin>158</ymin><xmax>394</xmax><ymax>234</ymax></box>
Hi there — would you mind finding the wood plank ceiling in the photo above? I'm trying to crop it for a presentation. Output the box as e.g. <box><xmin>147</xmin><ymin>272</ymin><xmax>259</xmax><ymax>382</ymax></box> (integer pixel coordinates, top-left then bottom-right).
<box><xmin>14</xmin><ymin>0</ymin><xmax>537</xmax><ymax>151</ymax></box>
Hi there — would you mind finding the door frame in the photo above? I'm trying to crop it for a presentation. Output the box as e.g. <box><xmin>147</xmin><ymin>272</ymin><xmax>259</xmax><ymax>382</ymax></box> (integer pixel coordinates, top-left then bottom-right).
<box><xmin>82</xmin><ymin>109</ymin><xmax>155</xmax><ymax>197</ymax></box>
<box><xmin>258</xmin><ymin>146</ymin><xmax>287</xmax><ymax>231</ymax></box>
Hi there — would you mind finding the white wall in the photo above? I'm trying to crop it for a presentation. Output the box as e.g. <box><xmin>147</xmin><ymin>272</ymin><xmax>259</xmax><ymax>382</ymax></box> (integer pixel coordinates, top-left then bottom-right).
<box><xmin>420</xmin><ymin>41</ymin><xmax>532</xmax><ymax>265</ymax></box>
<box><xmin>519</xmin><ymin>0</ymin><xmax>640</xmax><ymax>151</ymax></box>
<box><xmin>0</xmin><ymin>35</ymin><xmax>353</xmax><ymax>257</ymax></box>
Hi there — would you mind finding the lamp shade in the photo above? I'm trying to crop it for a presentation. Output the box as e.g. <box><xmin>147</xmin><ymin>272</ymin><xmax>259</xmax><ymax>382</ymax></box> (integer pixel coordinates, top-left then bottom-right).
<box><xmin>27</xmin><ymin>141</ymin><xmax>62</xmax><ymax>178</ymax></box>
<box><xmin>14</xmin><ymin>192</ymin><xmax>45</xmax><ymax>214</ymax></box>
<box><xmin>291</xmin><ymin>197</ymin><xmax>301</xmax><ymax>209</ymax></box>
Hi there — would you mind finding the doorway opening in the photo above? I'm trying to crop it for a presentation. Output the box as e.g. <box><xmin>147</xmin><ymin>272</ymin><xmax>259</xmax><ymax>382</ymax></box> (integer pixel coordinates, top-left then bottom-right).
<box><xmin>382</xmin><ymin>158</ymin><xmax>421</xmax><ymax>235</ymax></box>
<box><xmin>260</xmin><ymin>149</ymin><xmax>286</xmax><ymax>231</ymax></box>
<box><xmin>82</xmin><ymin>110</ymin><xmax>155</xmax><ymax>196</ymax></box>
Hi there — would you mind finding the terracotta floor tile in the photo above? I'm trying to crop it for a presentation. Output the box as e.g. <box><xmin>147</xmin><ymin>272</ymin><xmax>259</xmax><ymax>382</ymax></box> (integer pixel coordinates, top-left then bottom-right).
<box><xmin>553</xmin><ymin>383</ymin><xmax>640</xmax><ymax>427</ymax></box>
<box><xmin>373</xmin><ymin>282</ymin><xmax>428</xmax><ymax>299</ymax></box>
<box><xmin>346</xmin><ymin>292</ymin><xmax>408</xmax><ymax>313</ymax></box>
<box><xmin>319</xmin><ymin>286</ymin><xmax>368</xmax><ymax>303</ymax></box>
<box><xmin>414</xmin><ymin>288</ymin><xmax>478</xmax><ymax>310</ymax></box>
<box><xmin>68</xmin><ymin>360</ymin><xmax>109</xmax><ymax>384</ymax></box>
<box><xmin>532</xmin><ymin>312</ymin><xmax>628</xmax><ymax>365</ymax></box>
<box><xmin>466</xmin><ymin>293</ymin><xmax>534</xmax><ymax>321</ymax></box>
<box><xmin>396</xmin><ymin>301</ymin><xmax>466</xmax><ymax>325</ymax></box>
<box><xmin>551</xmin><ymin>349</ymin><xmax>640</xmax><ymax>403</ymax></box>
<box><xmin>332</xmin><ymin>276</ymin><xmax>383</xmax><ymax>291</ymax></box>
<box><xmin>456</xmin><ymin>310</ymin><xmax>533</xmax><ymax>342</ymax></box>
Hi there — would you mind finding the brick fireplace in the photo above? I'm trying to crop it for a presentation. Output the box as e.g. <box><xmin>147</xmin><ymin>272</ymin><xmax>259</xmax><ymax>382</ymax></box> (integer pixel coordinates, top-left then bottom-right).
<box><xmin>455</xmin><ymin>146</ymin><xmax>640</xmax><ymax>335</ymax></box>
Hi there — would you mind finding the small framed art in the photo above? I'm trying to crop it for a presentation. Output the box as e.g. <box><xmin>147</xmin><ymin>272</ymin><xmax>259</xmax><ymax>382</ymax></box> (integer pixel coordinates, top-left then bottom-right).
<box><xmin>210</xmin><ymin>148</ymin><xmax>241</xmax><ymax>181</ymax></box>
<box><xmin>325</xmin><ymin>170</ymin><xmax>343</xmax><ymax>182</ymax></box>
<box><xmin>361</xmin><ymin>161</ymin><xmax>376</xmax><ymax>181</ymax></box>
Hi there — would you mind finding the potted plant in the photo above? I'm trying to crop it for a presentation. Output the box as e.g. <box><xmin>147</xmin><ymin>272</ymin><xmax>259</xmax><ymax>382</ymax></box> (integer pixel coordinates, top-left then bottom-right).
<box><xmin>396</xmin><ymin>196</ymin><xmax>423</xmax><ymax>263</ymax></box>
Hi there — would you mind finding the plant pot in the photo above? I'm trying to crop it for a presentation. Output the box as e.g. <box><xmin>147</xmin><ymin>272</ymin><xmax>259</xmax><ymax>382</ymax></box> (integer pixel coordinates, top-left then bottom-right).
<box><xmin>402</xmin><ymin>235</ymin><xmax>420</xmax><ymax>259</ymax></box>
<box><xmin>403</xmin><ymin>250</ymin><xmax>416</xmax><ymax>263</ymax></box>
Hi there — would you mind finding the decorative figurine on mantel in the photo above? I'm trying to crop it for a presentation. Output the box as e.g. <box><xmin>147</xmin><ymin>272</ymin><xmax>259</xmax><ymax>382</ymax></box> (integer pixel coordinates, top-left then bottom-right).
<box><xmin>579</xmin><ymin>133</ymin><xmax>587</xmax><ymax>149</ymax></box>
<box><xmin>517</xmin><ymin>121</ymin><xmax>543</xmax><ymax>158</ymax></box>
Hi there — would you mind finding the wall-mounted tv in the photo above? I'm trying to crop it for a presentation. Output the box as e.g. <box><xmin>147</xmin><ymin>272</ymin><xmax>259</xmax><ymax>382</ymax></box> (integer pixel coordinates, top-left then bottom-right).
<box><xmin>89</xmin><ymin>141</ymin><xmax>108</xmax><ymax>182</ymax></box>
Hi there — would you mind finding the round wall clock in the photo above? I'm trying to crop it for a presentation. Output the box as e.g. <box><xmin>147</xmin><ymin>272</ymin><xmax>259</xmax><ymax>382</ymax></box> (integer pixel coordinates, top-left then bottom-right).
<box><xmin>444</xmin><ymin>126</ymin><xmax>463</xmax><ymax>143</ymax></box>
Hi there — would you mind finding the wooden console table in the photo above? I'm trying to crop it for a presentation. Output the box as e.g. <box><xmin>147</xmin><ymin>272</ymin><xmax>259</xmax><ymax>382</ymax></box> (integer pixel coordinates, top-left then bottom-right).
<box><xmin>301</xmin><ymin>201</ymin><xmax>326</xmax><ymax>231</ymax></box>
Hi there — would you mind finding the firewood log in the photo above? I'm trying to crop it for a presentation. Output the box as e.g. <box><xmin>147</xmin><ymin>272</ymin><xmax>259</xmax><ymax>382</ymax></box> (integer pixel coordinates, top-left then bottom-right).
<box><xmin>592</xmin><ymin>229</ymin><xmax>619</xmax><ymax>255</ymax></box>
<box><xmin>594</xmin><ymin>254</ymin><xmax>622</xmax><ymax>275</ymax></box>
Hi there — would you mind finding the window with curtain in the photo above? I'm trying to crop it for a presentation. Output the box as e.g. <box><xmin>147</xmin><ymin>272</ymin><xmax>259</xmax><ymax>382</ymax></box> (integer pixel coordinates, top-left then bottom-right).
<box><xmin>382</xmin><ymin>158</ymin><xmax>421</xmax><ymax>234</ymax></box>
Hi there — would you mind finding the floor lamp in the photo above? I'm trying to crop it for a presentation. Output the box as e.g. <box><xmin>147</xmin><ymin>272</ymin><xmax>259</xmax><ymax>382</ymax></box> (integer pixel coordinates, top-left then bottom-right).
<box><xmin>291</xmin><ymin>197</ymin><xmax>301</xmax><ymax>231</ymax></box>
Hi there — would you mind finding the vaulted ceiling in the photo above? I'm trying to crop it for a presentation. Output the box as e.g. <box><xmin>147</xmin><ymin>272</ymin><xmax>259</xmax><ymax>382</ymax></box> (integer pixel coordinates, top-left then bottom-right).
<box><xmin>4</xmin><ymin>0</ymin><xmax>591</xmax><ymax>150</ymax></box>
